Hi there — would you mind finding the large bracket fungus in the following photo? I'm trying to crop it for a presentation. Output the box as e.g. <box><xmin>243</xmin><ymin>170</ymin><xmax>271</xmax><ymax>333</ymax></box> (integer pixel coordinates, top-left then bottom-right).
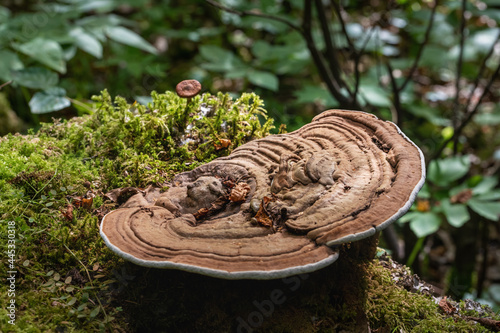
<box><xmin>100</xmin><ymin>110</ymin><xmax>425</xmax><ymax>279</ymax></box>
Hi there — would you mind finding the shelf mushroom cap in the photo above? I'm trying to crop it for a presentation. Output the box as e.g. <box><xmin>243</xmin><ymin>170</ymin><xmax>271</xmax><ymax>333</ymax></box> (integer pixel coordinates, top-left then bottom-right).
<box><xmin>100</xmin><ymin>110</ymin><xmax>425</xmax><ymax>279</ymax></box>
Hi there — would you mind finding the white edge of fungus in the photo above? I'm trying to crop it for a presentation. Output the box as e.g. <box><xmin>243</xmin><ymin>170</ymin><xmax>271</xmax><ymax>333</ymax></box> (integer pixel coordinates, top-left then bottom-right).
<box><xmin>325</xmin><ymin>112</ymin><xmax>426</xmax><ymax>247</ymax></box>
<box><xmin>99</xmin><ymin>216</ymin><xmax>340</xmax><ymax>280</ymax></box>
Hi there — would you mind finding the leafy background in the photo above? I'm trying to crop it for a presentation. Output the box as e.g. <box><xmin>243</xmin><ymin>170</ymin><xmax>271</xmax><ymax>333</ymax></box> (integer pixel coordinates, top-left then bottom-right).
<box><xmin>1</xmin><ymin>0</ymin><xmax>500</xmax><ymax>319</ymax></box>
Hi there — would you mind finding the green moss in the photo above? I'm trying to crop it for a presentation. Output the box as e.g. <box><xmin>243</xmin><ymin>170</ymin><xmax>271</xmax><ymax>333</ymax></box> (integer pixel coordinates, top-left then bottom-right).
<box><xmin>366</xmin><ymin>259</ymin><xmax>499</xmax><ymax>332</ymax></box>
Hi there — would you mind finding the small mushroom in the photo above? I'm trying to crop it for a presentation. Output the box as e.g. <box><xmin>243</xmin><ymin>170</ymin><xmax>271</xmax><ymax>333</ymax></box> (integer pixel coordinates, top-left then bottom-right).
<box><xmin>176</xmin><ymin>79</ymin><xmax>202</xmax><ymax>103</ymax></box>
<box><xmin>100</xmin><ymin>110</ymin><xmax>425</xmax><ymax>279</ymax></box>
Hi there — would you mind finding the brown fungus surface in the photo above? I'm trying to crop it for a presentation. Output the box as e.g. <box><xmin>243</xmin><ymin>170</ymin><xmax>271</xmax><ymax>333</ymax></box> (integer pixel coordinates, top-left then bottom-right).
<box><xmin>175</xmin><ymin>79</ymin><xmax>202</xmax><ymax>98</ymax></box>
<box><xmin>100</xmin><ymin>110</ymin><xmax>425</xmax><ymax>279</ymax></box>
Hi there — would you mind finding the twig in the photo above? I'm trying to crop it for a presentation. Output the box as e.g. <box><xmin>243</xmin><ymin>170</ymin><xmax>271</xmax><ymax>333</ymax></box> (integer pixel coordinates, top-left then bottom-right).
<box><xmin>354</xmin><ymin>27</ymin><xmax>377</xmax><ymax>101</ymax></box>
<box><xmin>206</xmin><ymin>0</ymin><xmax>357</xmax><ymax>108</ymax></box>
<box><xmin>302</xmin><ymin>0</ymin><xmax>352</xmax><ymax>107</ymax></box>
<box><xmin>314</xmin><ymin>0</ymin><xmax>349</xmax><ymax>97</ymax></box>
<box><xmin>399</xmin><ymin>0</ymin><xmax>439</xmax><ymax>92</ymax></box>
<box><xmin>452</xmin><ymin>0</ymin><xmax>468</xmax><ymax>153</ymax></box>
<box><xmin>330</xmin><ymin>1</ymin><xmax>363</xmax><ymax>101</ymax></box>
<box><xmin>464</xmin><ymin>32</ymin><xmax>500</xmax><ymax>113</ymax></box>
<box><xmin>386</xmin><ymin>61</ymin><xmax>402</xmax><ymax>126</ymax></box>
<box><xmin>205</xmin><ymin>0</ymin><xmax>301</xmax><ymax>32</ymax></box>
<box><xmin>0</xmin><ymin>80</ymin><xmax>12</xmax><ymax>90</ymax></box>
<box><xmin>331</xmin><ymin>1</ymin><xmax>355</xmax><ymax>52</ymax></box>
<box><xmin>431</xmin><ymin>60</ymin><xmax>500</xmax><ymax>161</ymax></box>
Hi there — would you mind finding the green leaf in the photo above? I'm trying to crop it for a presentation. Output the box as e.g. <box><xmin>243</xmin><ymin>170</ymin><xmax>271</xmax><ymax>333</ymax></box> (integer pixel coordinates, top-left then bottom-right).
<box><xmin>407</xmin><ymin>105</ymin><xmax>450</xmax><ymax>126</ymax></box>
<box><xmin>13</xmin><ymin>38</ymin><xmax>66</xmax><ymax>74</ymax></box>
<box><xmin>475</xmin><ymin>190</ymin><xmax>500</xmax><ymax>201</ymax></box>
<box><xmin>441</xmin><ymin>199</ymin><xmax>470</xmax><ymax>228</ymax></box>
<box><xmin>77</xmin><ymin>302</ymin><xmax>88</xmax><ymax>312</ymax></box>
<box><xmin>427</xmin><ymin>155</ymin><xmax>470</xmax><ymax>186</ymax></box>
<box><xmin>471</xmin><ymin>28</ymin><xmax>500</xmax><ymax>53</ymax></box>
<box><xmin>0</xmin><ymin>50</ymin><xmax>24</xmax><ymax>82</ymax></box>
<box><xmin>0</xmin><ymin>6</ymin><xmax>11</xmax><ymax>24</ymax></box>
<box><xmin>90</xmin><ymin>306</ymin><xmax>100</xmax><ymax>318</ymax></box>
<box><xmin>409</xmin><ymin>212</ymin><xmax>441</xmax><ymax>237</ymax></box>
<box><xmin>474</xmin><ymin>111</ymin><xmax>500</xmax><ymax>125</ymax></box>
<box><xmin>105</xmin><ymin>26</ymin><xmax>157</xmax><ymax>54</ymax></box>
<box><xmin>70</xmin><ymin>27</ymin><xmax>103</xmax><ymax>58</ymax></box>
<box><xmin>246</xmin><ymin>70</ymin><xmax>279</xmax><ymax>91</ymax></box>
<box><xmin>29</xmin><ymin>87</ymin><xmax>71</xmax><ymax>114</ymax></box>
<box><xmin>467</xmin><ymin>198</ymin><xmax>500</xmax><ymax>221</ymax></box>
<box><xmin>472</xmin><ymin>176</ymin><xmax>499</xmax><ymax>195</ymax></box>
<box><xmin>398</xmin><ymin>211</ymin><xmax>422</xmax><ymax>223</ymax></box>
<box><xmin>67</xmin><ymin>297</ymin><xmax>77</xmax><ymax>306</ymax></box>
<box><xmin>294</xmin><ymin>84</ymin><xmax>339</xmax><ymax>107</ymax></box>
<box><xmin>76</xmin><ymin>0</ymin><xmax>116</xmax><ymax>12</ymax></box>
<box><xmin>199</xmin><ymin>45</ymin><xmax>238</xmax><ymax>72</ymax></box>
<box><xmin>359</xmin><ymin>84</ymin><xmax>392</xmax><ymax>107</ymax></box>
<box><xmin>417</xmin><ymin>183</ymin><xmax>431</xmax><ymax>199</ymax></box>
<box><xmin>11</xmin><ymin>67</ymin><xmax>58</xmax><ymax>89</ymax></box>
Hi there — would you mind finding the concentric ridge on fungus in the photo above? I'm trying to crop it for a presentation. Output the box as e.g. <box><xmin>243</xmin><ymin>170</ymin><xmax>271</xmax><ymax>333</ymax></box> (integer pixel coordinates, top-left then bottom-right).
<box><xmin>100</xmin><ymin>110</ymin><xmax>425</xmax><ymax>279</ymax></box>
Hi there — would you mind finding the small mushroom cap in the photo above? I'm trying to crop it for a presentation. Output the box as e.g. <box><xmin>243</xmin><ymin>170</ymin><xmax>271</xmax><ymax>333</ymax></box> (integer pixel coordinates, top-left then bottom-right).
<box><xmin>100</xmin><ymin>110</ymin><xmax>425</xmax><ymax>279</ymax></box>
<box><xmin>176</xmin><ymin>79</ymin><xmax>202</xmax><ymax>98</ymax></box>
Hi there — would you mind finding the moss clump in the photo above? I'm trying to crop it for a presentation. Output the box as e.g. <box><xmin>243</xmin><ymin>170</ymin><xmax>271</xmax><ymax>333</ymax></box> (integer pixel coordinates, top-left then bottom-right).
<box><xmin>37</xmin><ymin>90</ymin><xmax>274</xmax><ymax>188</ymax></box>
<box><xmin>0</xmin><ymin>89</ymin><xmax>273</xmax><ymax>332</ymax></box>
<box><xmin>366</xmin><ymin>257</ymin><xmax>499</xmax><ymax>332</ymax></box>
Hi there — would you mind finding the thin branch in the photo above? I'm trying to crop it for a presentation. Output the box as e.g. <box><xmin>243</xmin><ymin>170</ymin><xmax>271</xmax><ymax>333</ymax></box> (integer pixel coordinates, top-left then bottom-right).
<box><xmin>331</xmin><ymin>0</ymin><xmax>362</xmax><ymax>101</ymax></box>
<box><xmin>302</xmin><ymin>0</ymin><xmax>352</xmax><ymax>107</ymax></box>
<box><xmin>353</xmin><ymin>27</ymin><xmax>376</xmax><ymax>100</ymax></box>
<box><xmin>331</xmin><ymin>1</ymin><xmax>355</xmax><ymax>52</ymax></box>
<box><xmin>314</xmin><ymin>0</ymin><xmax>348</xmax><ymax>95</ymax></box>
<box><xmin>386</xmin><ymin>61</ymin><xmax>402</xmax><ymax>126</ymax></box>
<box><xmin>206</xmin><ymin>0</ymin><xmax>357</xmax><ymax>108</ymax></box>
<box><xmin>452</xmin><ymin>0</ymin><xmax>468</xmax><ymax>153</ymax></box>
<box><xmin>205</xmin><ymin>0</ymin><xmax>301</xmax><ymax>32</ymax></box>
<box><xmin>399</xmin><ymin>0</ymin><xmax>439</xmax><ymax>92</ymax></box>
<box><xmin>464</xmin><ymin>32</ymin><xmax>500</xmax><ymax>112</ymax></box>
<box><xmin>431</xmin><ymin>60</ymin><xmax>500</xmax><ymax>161</ymax></box>
<box><xmin>0</xmin><ymin>80</ymin><xmax>12</xmax><ymax>90</ymax></box>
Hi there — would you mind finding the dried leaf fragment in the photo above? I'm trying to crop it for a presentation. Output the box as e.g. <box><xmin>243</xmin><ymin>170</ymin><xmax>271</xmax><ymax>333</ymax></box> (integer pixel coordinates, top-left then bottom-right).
<box><xmin>215</xmin><ymin>139</ymin><xmax>231</xmax><ymax>150</ymax></box>
<box><xmin>450</xmin><ymin>189</ymin><xmax>473</xmax><ymax>204</ymax></box>
<box><xmin>254</xmin><ymin>196</ymin><xmax>275</xmax><ymax>227</ymax></box>
<box><xmin>193</xmin><ymin>196</ymin><xmax>229</xmax><ymax>221</ymax></box>
<box><xmin>229</xmin><ymin>183</ymin><xmax>251</xmax><ymax>202</ymax></box>
<box><xmin>438</xmin><ymin>296</ymin><xmax>456</xmax><ymax>314</ymax></box>
<box><xmin>61</xmin><ymin>204</ymin><xmax>74</xmax><ymax>221</ymax></box>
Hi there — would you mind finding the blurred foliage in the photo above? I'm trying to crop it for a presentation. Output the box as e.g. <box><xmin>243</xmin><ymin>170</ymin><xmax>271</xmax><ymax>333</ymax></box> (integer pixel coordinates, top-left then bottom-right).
<box><xmin>1</xmin><ymin>0</ymin><xmax>500</xmax><ymax>316</ymax></box>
